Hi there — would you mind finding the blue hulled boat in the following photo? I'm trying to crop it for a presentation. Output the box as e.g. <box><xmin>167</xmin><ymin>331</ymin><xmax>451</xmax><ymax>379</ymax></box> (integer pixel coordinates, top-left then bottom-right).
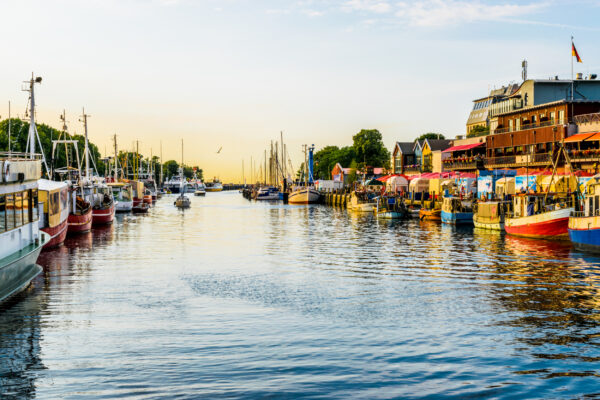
<box><xmin>569</xmin><ymin>175</ymin><xmax>600</xmax><ymax>251</ymax></box>
<box><xmin>441</xmin><ymin>196</ymin><xmax>474</xmax><ymax>225</ymax></box>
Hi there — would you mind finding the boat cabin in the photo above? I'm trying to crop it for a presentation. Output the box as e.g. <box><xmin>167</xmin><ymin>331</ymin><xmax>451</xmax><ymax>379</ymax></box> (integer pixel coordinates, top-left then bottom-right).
<box><xmin>38</xmin><ymin>180</ymin><xmax>69</xmax><ymax>229</ymax></box>
<box><xmin>442</xmin><ymin>196</ymin><xmax>473</xmax><ymax>214</ymax></box>
<box><xmin>583</xmin><ymin>179</ymin><xmax>600</xmax><ymax>217</ymax></box>
<box><xmin>511</xmin><ymin>194</ymin><xmax>572</xmax><ymax>218</ymax></box>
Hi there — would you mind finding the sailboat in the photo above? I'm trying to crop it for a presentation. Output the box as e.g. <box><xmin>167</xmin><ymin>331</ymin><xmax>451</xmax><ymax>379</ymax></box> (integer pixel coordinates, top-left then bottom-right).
<box><xmin>175</xmin><ymin>139</ymin><xmax>191</xmax><ymax>208</ymax></box>
<box><xmin>288</xmin><ymin>144</ymin><xmax>320</xmax><ymax>204</ymax></box>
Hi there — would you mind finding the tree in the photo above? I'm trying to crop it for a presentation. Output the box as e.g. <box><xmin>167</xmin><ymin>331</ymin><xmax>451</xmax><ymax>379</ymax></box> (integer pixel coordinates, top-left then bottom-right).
<box><xmin>415</xmin><ymin>132</ymin><xmax>445</xmax><ymax>141</ymax></box>
<box><xmin>352</xmin><ymin>129</ymin><xmax>390</xmax><ymax>169</ymax></box>
<box><xmin>163</xmin><ymin>160</ymin><xmax>179</xmax><ymax>179</ymax></box>
<box><xmin>313</xmin><ymin>145</ymin><xmax>340</xmax><ymax>180</ymax></box>
<box><xmin>467</xmin><ymin>125</ymin><xmax>489</xmax><ymax>138</ymax></box>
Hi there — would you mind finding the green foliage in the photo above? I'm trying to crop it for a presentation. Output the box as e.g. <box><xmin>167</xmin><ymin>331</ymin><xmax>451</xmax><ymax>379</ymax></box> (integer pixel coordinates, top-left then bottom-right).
<box><xmin>0</xmin><ymin>118</ymin><xmax>105</xmax><ymax>178</ymax></box>
<box><xmin>352</xmin><ymin>129</ymin><xmax>390</xmax><ymax>170</ymax></box>
<box><xmin>163</xmin><ymin>160</ymin><xmax>179</xmax><ymax>179</ymax></box>
<box><xmin>415</xmin><ymin>132</ymin><xmax>445</xmax><ymax>141</ymax></box>
<box><xmin>467</xmin><ymin>125</ymin><xmax>489</xmax><ymax>138</ymax></box>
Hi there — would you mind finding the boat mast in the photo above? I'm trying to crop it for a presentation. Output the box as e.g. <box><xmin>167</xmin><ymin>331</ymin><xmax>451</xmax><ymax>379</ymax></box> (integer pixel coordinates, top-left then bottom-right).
<box><xmin>113</xmin><ymin>133</ymin><xmax>118</xmax><ymax>181</ymax></box>
<box><xmin>160</xmin><ymin>141</ymin><xmax>163</xmax><ymax>186</ymax></box>
<box><xmin>304</xmin><ymin>144</ymin><xmax>308</xmax><ymax>186</ymax></box>
<box><xmin>7</xmin><ymin>101</ymin><xmax>11</xmax><ymax>156</ymax></box>
<box><xmin>80</xmin><ymin>108</ymin><xmax>91</xmax><ymax>178</ymax></box>
<box><xmin>24</xmin><ymin>74</ymin><xmax>49</xmax><ymax>174</ymax></box>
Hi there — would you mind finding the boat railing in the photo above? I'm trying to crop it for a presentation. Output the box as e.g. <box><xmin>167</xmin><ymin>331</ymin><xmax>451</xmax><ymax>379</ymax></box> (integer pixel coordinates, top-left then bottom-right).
<box><xmin>0</xmin><ymin>151</ymin><xmax>43</xmax><ymax>160</ymax></box>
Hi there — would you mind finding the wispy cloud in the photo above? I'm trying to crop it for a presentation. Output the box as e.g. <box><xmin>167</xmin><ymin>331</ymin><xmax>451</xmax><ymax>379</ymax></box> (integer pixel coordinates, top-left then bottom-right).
<box><xmin>394</xmin><ymin>0</ymin><xmax>546</xmax><ymax>27</ymax></box>
<box><xmin>343</xmin><ymin>0</ymin><xmax>392</xmax><ymax>14</ymax></box>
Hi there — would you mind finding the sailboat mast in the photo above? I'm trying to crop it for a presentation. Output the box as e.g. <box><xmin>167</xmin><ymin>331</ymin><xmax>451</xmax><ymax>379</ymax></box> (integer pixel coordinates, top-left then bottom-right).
<box><xmin>81</xmin><ymin>108</ymin><xmax>90</xmax><ymax>178</ymax></box>
<box><xmin>113</xmin><ymin>133</ymin><xmax>118</xmax><ymax>181</ymax></box>
<box><xmin>160</xmin><ymin>141</ymin><xmax>163</xmax><ymax>186</ymax></box>
<box><xmin>304</xmin><ymin>144</ymin><xmax>308</xmax><ymax>186</ymax></box>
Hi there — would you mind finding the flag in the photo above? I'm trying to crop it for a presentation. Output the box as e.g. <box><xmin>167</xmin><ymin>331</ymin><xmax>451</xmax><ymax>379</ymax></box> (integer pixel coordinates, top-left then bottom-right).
<box><xmin>572</xmin><ymin>41</ymin><xmax>582</xmax><ymax>63</ymax></box>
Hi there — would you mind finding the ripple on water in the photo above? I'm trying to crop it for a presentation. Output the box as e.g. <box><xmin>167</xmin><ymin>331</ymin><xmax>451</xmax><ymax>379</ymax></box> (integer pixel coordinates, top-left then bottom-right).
<box><xmin>1</xmin><ymin>192</ymin><xmax>600</xmax><ymax>399</ymax></box>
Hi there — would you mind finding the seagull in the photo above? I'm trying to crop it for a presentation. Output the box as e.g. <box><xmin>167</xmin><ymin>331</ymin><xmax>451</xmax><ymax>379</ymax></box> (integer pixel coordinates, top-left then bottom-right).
<box><xmin>216</xmin><ymin>147</ymin><xmax>223</xmax><ymax>154</ymax></box>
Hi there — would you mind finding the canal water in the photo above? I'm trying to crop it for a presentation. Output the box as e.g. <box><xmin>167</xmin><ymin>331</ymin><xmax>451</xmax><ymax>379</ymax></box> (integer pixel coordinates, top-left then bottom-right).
<box><xmin>2</xmin><ymin>192</ymin><xmax>600</xmax><ymax>399</ymax></box>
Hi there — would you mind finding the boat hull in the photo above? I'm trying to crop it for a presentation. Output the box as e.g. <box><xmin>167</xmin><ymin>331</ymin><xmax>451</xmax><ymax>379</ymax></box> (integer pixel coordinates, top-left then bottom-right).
<box><xmin>505</xmin><ymin>208</ymin><xmax>572</xmax><ymax>238</ymax></box>
<box><xmin>132</xmin><ymin>204</ymin><xmax>149</xmax><ymax>214</ymax></box>
<box><xmin>194</xmin><ymin>191</ymin><xmax>206</xmax><ymax>196</ymax></box>
<box><xmin>205</xmin><ymin>188</ymin><xmax>223</xmax><ymax>192</ymax></box>
<box><xmin>441</xmin><ymin>210</ymin><xmax>474</xmax><ymax>225</ymax></box>
<box><xmin>0</xmin><ymin>232</ymin><xmax>48</xmax><ymax>304</ymax></box>
<box><xmin>569</xmin><ymin>216</ymin><xmax>600</xmax><ymax>251</ymax></box>
<box><xmin>143</xmin><ymin>195</ymin><xmax>153</xmax><ymax>205</ymax></box>
<box><xmin>68</xmin><ymin>208</ymin><xmax>93</xmax><ymax>234</ymax></box>
<box><xmin>41</xmin><ymin>219</ymin><xmax>68</xmax><ymax>249</ymax></box>
<box><xmin>376</xmin><ymin>211</ymin><xmax>405</xmax><ymax>219</ymax></box>
<box><xmin>419</xmin><ymin>209</ymin><xmax>441</xmax><ymax>221</ymax></box>
<box><xmin>115</xmin><ymin>200</ymin><xmax>133</xmax><ymax>213</ymax></box>
<box><xmin>289</xmin><ymin>188</ymin><xmax>320</xmax><ymax>204</ymax></box>
<box><xmin>92</xmin><ymin>203</ymin><xmax>115</xmax><ymax>225</ymax></box>
<box><xmin>473</xmin><ymin>219</ymin><xmax>504</xmax><ymax>231</ymax></box>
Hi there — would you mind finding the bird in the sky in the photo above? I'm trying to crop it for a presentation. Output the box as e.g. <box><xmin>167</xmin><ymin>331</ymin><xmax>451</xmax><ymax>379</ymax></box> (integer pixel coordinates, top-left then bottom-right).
<box><xmin>216</xmin><ymin>147</ymin><xmax>222</xmax><ymax>154</ymax></box>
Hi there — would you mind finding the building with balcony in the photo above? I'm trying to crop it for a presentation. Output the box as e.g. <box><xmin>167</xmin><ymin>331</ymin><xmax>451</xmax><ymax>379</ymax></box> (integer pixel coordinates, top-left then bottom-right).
<box><xmin>466</xmin><ymin>84</ymin><xmax>519</xmax><ymax>135</ymax></box>
<box><xmin>485</xmin><ymin>100</ymin><xmax>600</xmax><ymax>170</ymax></box>
<box><xmin>391</xmin><ymin>142</ymin><xmax>416</xmax><ymax>174</ymax></box>
<box><xmin>442</xmin><ymin>136</ymin><xmax>486</xmax><ymax>173</ymax></box>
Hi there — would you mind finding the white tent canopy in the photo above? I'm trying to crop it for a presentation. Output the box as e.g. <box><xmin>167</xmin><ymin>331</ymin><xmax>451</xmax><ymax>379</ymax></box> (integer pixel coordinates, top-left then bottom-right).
<box><xmin>409</xmin><ymin>177</ymin><xmax>430</xmax><ymax>193</ymax></box>
<box><xmin>387</xmin><ymin>176</ymin><xmax>409</xmax><ymax>192</ymax></box>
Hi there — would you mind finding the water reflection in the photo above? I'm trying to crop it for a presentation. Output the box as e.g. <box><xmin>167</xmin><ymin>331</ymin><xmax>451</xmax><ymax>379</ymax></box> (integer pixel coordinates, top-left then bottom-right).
<box><xmin>3</xmin><ymin>193</ymin><xmax>600</xmax><ymax>398</ymax></box>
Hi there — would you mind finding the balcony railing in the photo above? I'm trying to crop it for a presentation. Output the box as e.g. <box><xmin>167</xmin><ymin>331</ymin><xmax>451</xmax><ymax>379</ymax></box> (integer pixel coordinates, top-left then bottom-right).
<box><xmin>444</xmin><ymin>160</ymin><xmax>480</xmax><ymax>170</ymax></box>
<box><xmin>493</xmin><ymin>120</ymin><xmax>562</xmax><ymax>134</ymax></box>
<box><xmin>574</xmin><ymin>113</ymin><xmax>600</xmax><ymax>125</ymax></box>
<box><xmin>569</xmin><ymin>150</ymin><xmax>600</xmax><ymax>161</ymax></box>
<box><xmin>485</xmin><ymin>153</ymin><xmax>552</xmax><ymax>166</ymax></box>
<box><xmin>404</xmin><ymin>165</ymin><xmax>421</xmax><ymax>173</ymax></box>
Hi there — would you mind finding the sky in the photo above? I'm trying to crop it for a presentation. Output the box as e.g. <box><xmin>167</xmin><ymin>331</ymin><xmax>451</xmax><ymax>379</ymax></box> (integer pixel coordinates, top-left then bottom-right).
<box><xmin>2</xmin><ymin>0</ymin><xmax>600</xmax><ymax>182</ymax></box>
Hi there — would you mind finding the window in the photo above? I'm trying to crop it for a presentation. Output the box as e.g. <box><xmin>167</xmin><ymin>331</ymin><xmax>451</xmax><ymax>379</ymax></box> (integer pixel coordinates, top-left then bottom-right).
<box><xmin>531</xmin><ymin>115</ymin><xmax>536</xmax><ymax>125</ymax></box>
<box><xmin>51</xmin><ymin>191</ymin><xmax>60</xmax><ymax>216</ymax></box>
<box><xmin>22</xmin><ymin>190</ymin><xmax>30</xmax><ymax>224</ymax></box>
<box><xmin>558</xmin><ymin>110</ymin><xmax>565</xmax><ymax>124</ymax></box>
<box><xmin>32</xmin><ymin>189</ymin><xmax>39</xmax><ymax>222</ymax></box>
<box><xmin>14</xmin><ymin>192</ymin><xmax>24</xmax><ymax>228</ymax></box>
<box><xmin>550</xmin><ymin>112</ymin><xmax>556</xmax><ymax>122</ymax></box>
<box><xmin>509</xmin><ymin>119</ymin><xmax>514</xmax><ymax>132</ymax></box>
<box><xmin>0</xmin><ymin>195</ymin><xmax>4</xmax><ymax>232</ymax></box>
<box><xmin>6</xmin><ymin>194</ymin><xmax>14</xmax><ymax>231</ymax></box>
<box><xmin>516</xmin><ymin>119</ymin><xmax>521</xmax><ymax>131</ymax></box>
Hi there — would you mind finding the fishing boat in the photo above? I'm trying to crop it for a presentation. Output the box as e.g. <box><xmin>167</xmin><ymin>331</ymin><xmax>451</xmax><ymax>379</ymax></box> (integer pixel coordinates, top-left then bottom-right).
<box><xmin>374</xmin><ymin>196</ymin><xmax>406</xmax><ymax>219</ymax></box>
<box><xmin>132</xmin><ymin>202</ymin><xmax>150</xmax><ymax>214</ymax></box>
<box><xmin>143</xmin><ymin>188</ymin><xmax>153</xmax><ymax>206</ymax></box>
<box><xmin>0</xmin><ymin>152</ymin><xmax>49</xmax><ymax>304</ymax></box>
<box><xmin>569</xmin><ymin>175</ymin><xmax>600</xmax><ymax>251</ymax></box>
<box><xmin>194</xmin><ymin>182</ymin><xmax>206</xmax><ymax>196</ymax></box>
<box><xmin>174</xmin><ymin>140</ymin><xmax>191</xmax><ymax>208</ymax></box>
<box><xmin>256</xmin><ymin>186</ymin><xmax>280</xmax><ymax>200</ymax></box>
<box><xmin>419</xmin><ymin>207</ymin><xmax>441</xmax><ymax>221</ymax></box>
<box><xmin>348</xmin><ymin>191</ymin><xmax>375</xmax><ymax>212</ymax></box>
<box><xmin>473</xmin><ymin>201</ymin><xmax>509</xmax><ymax>231</ymax></box>
<box><xmin>505</xmin><ymin>193</ymin><xmax>573</xmax><ymax>238</ymax></box>
<box><xmin>108</xmin><ymin>182</ymin><xmax>133</xmax><ymax>212</ymax></box>
<box><xmin>90</xmin><ymin>183</ymin><xmax>116</xmax><ymax>225</ymax></box>
<box><xmin>441</xmin><ymin>196</ymin><xmax>474</xmax><ymax>225</ymax></box>
<box><xmin>130</xmin><ymin>180</ymin><xmax>145</xmax><ymax>207</ymax></box>
<box><xmin>68</xmin><ymin>187</ymin><xmax>93</xmax><ymax>234</ymax></box>
<box><xmin>38</xmin><ymin>179</ymin><xmax>69</xmax><ymax>248</ymax></box>
<box><xmin>205</xmin><ymin>179</ymin><xmax>223</xmax><ymax>192</ymax></box>
<box><xmin>289</xmin><ymin>144</ymin><xmax>321</xmax><ymax>205</ymax></box>
<box><xmin>165</xmin><ymin>175</ymin><xmax>183</xmax><ymax>194</ymax></box>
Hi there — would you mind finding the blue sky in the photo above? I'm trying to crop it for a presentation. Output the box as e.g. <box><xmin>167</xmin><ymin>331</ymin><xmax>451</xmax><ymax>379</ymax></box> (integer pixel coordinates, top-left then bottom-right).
<box><xmin>1</xmin><ymin>0</ymin><xmax>599</xmax><ymax>181</ymax></box>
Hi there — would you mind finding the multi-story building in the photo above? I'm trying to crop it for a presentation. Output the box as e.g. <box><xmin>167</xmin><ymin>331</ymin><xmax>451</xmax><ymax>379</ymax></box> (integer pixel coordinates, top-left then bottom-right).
<box><xmin>466</xmin><ymin>84</ymin><xmax>519</xmax><ymax>135</ymax></box>
<box><xmin>391</xmin><ymin>142</ymin><xmax>416</xmax><ymax>174</ymax></box>
<box><xmin>443</xmin><ymin>136</ymin><xmax>486</xmax><ymax>173</ymax></box>
<box><xmin>421</xmin><ymin>139</ymin><xmax>452</xmax><ymax>173</ymax></box>
<box><xmin>485</xmin><ymin>100</ymin><xmax>600</xmax><ymax>170</ymax></box>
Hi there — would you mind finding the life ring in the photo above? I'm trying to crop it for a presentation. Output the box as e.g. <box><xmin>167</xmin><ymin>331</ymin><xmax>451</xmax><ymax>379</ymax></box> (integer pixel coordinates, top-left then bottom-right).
<box><xmin>3</xmin><ymin>161</ymin><xmax>10</xmax><ymax>182</ymax></box>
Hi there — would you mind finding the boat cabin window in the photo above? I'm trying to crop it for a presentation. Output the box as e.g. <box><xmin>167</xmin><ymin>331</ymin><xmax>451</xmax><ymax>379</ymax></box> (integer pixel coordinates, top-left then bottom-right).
<box><xmin>32</xmin><ymin>189</ymin><xmax>39</xmax><ymax>222</ymax></box>
<box><xmin>6</xmin><ymin>194</ymin><xmax>15</xmax><ymax>230</ymax></box>
<box><xmin>596</xmin><ymin>195</ymin><xmax>600</xmax><ymax>216</ymax></box>
<box><xmin>60</xmin><ymin>189</ymin><xmax>68</xmax><ymax>215</ymax></box>
<box><xmin>1</xmin><ymin>190</ymin><xmax>39</xmax><ymax>232</ymax></box>
<box><xmin>589</xmin><ymin>197</ymin><xmax>593</xmax><ymax>217</ymax></box>
<box><xmin>51</xmin><ymin>191</ymin><xmax>60</xmax><ymax>216</ymax></box>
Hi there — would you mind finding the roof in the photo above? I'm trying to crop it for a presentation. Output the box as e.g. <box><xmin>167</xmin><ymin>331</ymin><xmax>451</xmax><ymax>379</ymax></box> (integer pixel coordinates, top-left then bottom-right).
<box><xmin>413</xmin><ymin>139</ymin><xmax>424</xmax><ymax>152</ymax></box>
<box><xmin>564</xmin><ymin>132</ymin><xmax>597</xmax><ymax>143</ymax></box>
<box><xmin>425</xmin><ymin>139</ymin><xmax>453</xmax><ymax>151</ymax></box>
<box><xmin>38</xmin><ymin>179</ymin><xmax>68</xmax><ymax>191</ymax></box>
<box><xmin>497</xmin><ymin>99</ymin><xmax>600</xmax><ymax>117</ymax></box>
<box><xmin>395</xmin><ymin>142</ymin><xmax>415</xmax><ymax>155</ymax></box>
<box><xmin>442</xmin><ymin>142</ymin><xmax>484</xmax><ymax>153</ymax></box>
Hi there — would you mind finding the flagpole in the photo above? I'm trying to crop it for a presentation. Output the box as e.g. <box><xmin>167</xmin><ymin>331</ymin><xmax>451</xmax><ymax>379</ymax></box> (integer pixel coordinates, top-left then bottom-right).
<box><xmin>571</xmin><ymin>35</ymin><xmax>574</xmax><ymax>101</ymax></box>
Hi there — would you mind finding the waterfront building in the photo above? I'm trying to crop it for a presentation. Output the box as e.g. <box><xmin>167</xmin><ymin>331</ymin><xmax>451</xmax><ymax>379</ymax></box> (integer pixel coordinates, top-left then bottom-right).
<box><xmin>391</xmin><ymin>142</ymin><xmax>416</xmax><ymax>175</ymax></box>
<box><xmin>411</xmin><ymin>140</ymin><xmax>424</xmax><ymax>175</ymax></box>
<box><xmin>443</xmin><ymin>136</ymin><xmax>486</xmax><ymax>174</ymax></box>
<box><xmin>485</xmin><ymin>100</ymin><xmax>600</xmax><ymax>171</ymax></box>
<box><xmin>331</xmin><ymin>163</ymin><xmax>354</xmax><ymax>185</ymax></box>
<box><xmin>467</xmin><ymin>84</ymin><xmax>519</xmax><ymax>135</ymax></box>
<box><xmin>421</xmin><ymin>139</ymin><xmax>452</xmax><ymax>173</ymax></box>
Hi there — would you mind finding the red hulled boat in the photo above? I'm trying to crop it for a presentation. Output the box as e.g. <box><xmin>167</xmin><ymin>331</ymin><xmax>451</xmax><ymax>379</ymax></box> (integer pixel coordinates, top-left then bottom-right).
<box><xmin>505</xmin><ymin>194</ymin><xmax>573</xmax><ymax>239</ymax></box>
<box><xmin>91</xmin><ymin>185</ymin><xmax>116</xmax><ymax>225</ymax></box>
<box><xmin>68</xmin><ymin>194</ymin><xmax>93</xmax><ymax>234</ymax></box>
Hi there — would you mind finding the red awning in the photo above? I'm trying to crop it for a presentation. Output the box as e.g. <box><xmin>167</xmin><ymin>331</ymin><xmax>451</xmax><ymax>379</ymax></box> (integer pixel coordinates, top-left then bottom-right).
<box><xmin>564</xmin><ymin>132</ymin><xmax>596</xmax><ymax>143</ymax></box>
<box><xmin>442</xmin><ymin>142</ymin><xmax>484</xmax><ymax>153</ymax></box>
<box><xmin>585</xmin><ymin>132</ymin><xmax>600</xmax><ymax>141</ymax></box>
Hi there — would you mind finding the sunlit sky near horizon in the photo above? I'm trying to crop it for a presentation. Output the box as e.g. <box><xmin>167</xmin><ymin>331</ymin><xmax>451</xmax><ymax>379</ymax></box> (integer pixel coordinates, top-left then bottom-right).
<box><xmin>2</xmin><ymin>0</ymin><xmax>600</xmax><ymax>182</ymax></box>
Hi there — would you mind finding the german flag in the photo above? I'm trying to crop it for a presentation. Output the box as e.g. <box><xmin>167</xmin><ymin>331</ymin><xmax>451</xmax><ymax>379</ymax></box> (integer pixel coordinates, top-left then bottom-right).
<box><xmin>572</xmin><ymin>42</ymin><xmax>582</xmax><ymax>63</ymax></box>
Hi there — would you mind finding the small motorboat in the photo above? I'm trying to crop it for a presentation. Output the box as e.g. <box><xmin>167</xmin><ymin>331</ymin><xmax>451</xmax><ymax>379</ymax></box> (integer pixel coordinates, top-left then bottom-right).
<box><xmin>175</xmin><ymin>194</ymin><xmax>191</xmax><ymax>208</ymax></box>
<box><xmin>419</xmin><ymin>208</ymin><xmax>441</xmax><ymax>221</ymax></box>
<box><xmin>132</xmin><ymin>203</ymin><xmax>150</xmax><ymax>214</ymax></box>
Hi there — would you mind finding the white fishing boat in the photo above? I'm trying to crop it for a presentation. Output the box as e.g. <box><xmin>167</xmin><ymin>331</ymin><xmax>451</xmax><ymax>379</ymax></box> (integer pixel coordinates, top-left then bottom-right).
<box><xmin>194</xmin><ymin>181</ymin><xmax>206</xmax><ymax>196</ymax></box>
<box><xmin>108</xmin><ymin>182</ymin><xmax>133</xmax><ymax>212</ymax></box>
<box><xmin>206</xmin><ymin>179</ymin><xmax>223</xmax><ymax>192</ymax></box>
<box><xmin>289</xmin><ymin>144</ymin><xmax>321</xmax><ymax>205</ymax></box>
<box><xmin>0</xmin><ymin>151</ymin><xmax>50</xmax><ymax>303</ymax></box>
<box><xmin>348</xmin><ymin>191</ymin><xmax>375</xmax><ymax>212</ymax></box>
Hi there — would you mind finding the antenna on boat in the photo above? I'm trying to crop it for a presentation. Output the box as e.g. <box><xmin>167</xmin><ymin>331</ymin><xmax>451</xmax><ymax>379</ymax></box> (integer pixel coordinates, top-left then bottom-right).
<box><xmin>79</xmin><ymin>108</ymin><xmax>91</xmax><ymax>178</ymax></box>
<box><xmin>23</xmin><ymin>73</ymin><xmax>49</xmax><ymax>175</ymax></box>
